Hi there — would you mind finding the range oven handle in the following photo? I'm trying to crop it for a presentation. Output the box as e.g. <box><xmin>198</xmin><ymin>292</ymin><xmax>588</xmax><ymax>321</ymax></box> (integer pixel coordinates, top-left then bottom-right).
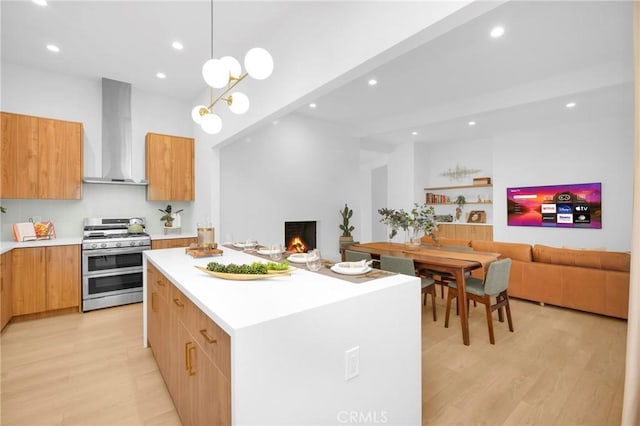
<box><xmin>82</xmin><ymin>246</ymin><xmax>150</xmax><ymax>257</ymax></box>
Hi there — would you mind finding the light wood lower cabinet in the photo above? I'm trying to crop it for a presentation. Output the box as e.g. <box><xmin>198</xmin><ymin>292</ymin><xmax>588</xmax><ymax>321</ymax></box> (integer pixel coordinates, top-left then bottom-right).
<box><xmin>1</xmin><ymin>251</ymin><xmax>13</xmax><ymax>330</ymax></box>
<box><xmin>147</xmin><ymin>263</ymin><xmax>231</xmax><ymax>425</ymax></box>
<box><xmin>151</xmin><ymin>237</ymin><xmax>198</xmax><ymax>250</ymax></box>
<box><xmin>10</xmin><ymin>245</ymin><xmax>80</xmax><ymax>316</ymax></box>
<box><xmin>433</xmin><ymin>224</ymin><xmax>493</xmax><ymax>241</ymax></box>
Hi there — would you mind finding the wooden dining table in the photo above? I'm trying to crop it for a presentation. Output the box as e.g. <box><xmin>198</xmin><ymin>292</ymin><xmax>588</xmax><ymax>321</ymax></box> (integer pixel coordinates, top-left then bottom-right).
<box><xmin>343</xmin><ymin>242</ymin><xmax>500</xmax><ymax>345</ymax></box>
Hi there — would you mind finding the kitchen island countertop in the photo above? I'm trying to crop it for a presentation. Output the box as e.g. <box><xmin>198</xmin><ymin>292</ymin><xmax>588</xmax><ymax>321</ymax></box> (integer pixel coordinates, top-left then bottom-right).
<box><xmin>143</xmin><ymin>247</ymin><xmax>422</xmax><ymax>425</ymax></box>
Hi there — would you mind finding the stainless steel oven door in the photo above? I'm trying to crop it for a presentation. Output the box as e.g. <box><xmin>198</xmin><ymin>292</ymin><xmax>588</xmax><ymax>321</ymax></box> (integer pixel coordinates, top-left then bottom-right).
<box><xmin>82</xmin><ymin>268</ymin><xmax>144</xmax><ymax>300</ymax></box>
<box><xmin>82</xmin><ymin>246</ymin><xmax>146</xmax><ymax>276</ymax></box>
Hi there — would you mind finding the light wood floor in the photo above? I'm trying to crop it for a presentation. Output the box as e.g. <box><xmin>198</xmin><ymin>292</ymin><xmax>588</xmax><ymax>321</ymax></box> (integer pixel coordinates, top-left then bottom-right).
<box><xmin>1</xmin><ymin>296</ymin><xmax>627</xmax><ymax>425</ymax></box>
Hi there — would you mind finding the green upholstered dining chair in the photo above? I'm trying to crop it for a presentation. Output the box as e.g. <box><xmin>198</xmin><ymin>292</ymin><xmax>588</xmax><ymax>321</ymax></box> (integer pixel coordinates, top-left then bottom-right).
<box><xmin>444</xmin><ymin>258</ymin><xmax>513</xmax><ymax>344</ymax></box>
<box><xmin>344</xmin><ymin>250</ymin><xmax>372</xmax><ymax>263</ymax></box>
<box><xmin>380</xmin><ymin>254</ymin><xmax>437</xmax><ymax>321</ymax></box>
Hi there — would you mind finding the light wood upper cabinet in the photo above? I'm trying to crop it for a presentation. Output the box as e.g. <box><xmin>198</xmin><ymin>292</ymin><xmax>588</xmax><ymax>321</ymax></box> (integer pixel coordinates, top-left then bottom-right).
<box><xmin>38</xmin><ymin>118</ymin><xmax>83</xmax><ymax>199</ymax></box>
<box><xmin>146</xmin><ymin>132</ymin><xmax>194</xmax><ymax>201</ymax></box>
<box><xmin>1</xmin><ymin>112</ymin><xmax>83</xmax><ymax>199</ymax></box>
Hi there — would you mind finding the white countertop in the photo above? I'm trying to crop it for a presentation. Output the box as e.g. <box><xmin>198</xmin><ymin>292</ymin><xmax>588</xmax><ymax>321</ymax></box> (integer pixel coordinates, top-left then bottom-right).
<box><xmin>1</xmin><ymin>238</ymin><xmax>82</xmax><ymax>255</ymax></box>
<box><xmin>144</xmin><ymin>247</ymin><xmax>418</xmax><ymax>335</ymax></box>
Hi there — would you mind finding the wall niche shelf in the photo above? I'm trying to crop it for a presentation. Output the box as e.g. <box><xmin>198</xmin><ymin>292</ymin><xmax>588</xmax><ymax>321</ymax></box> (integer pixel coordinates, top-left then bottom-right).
<box><xmin>424</xmin><ymin>183</ymin><xmax>492</xmax><ymax>191</ymax></box>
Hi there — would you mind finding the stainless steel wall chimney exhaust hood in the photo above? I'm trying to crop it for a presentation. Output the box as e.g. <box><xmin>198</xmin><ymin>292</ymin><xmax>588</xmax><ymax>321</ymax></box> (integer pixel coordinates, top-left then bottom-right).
<box><xmin>83</xmin><ymin>78</ymin><xmax>147</xmax><ymax>186</ymax></box>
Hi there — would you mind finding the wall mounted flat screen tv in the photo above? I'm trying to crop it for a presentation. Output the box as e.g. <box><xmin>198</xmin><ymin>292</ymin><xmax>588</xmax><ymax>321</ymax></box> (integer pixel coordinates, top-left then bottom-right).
<box><xmin>507</xmin><ymin>182</ymin><xmax>601</xmax><ymax>228</ymax></box>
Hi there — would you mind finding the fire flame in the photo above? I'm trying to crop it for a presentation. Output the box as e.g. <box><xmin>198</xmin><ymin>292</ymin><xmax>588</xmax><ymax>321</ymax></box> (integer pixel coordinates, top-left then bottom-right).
<box><xmin>287</xmin><ymin>236</ymin><xmax>307</xmax><ymax>253</ymax></box>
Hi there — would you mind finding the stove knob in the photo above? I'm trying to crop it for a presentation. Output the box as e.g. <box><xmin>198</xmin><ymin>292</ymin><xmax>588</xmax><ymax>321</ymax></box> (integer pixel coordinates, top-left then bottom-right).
<box><xmin>130</xmin><ymin>241</ymin><xmax>136</xmax><ymax>247</ymax></box>
<box><xmin>100</xmin><ymin>243</ymin><xmax>107</xmax><ymax>248</ymax></box>
<box><xmin>91</xmin><ymin>243</ymin><xmax>97</xmax><ymax>249</ymax></box>
<box><xmin>115</xmin><ymin>242</ymin><xmax>122</xmax><ymax>248</ymax></box>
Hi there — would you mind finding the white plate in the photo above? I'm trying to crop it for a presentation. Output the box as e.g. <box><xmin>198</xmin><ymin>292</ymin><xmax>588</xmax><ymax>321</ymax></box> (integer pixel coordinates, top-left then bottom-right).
<box><xmin>257</xmin><ymin>248</ymin><xmax>284</xmax><ymax>255</ymax></box>
<box><xmin>287</xmin><ymin>253</ymin><xmax>311</xmax><ymax>263</ymax></box>
<box><xmin>233</xmin><ymin>241</ymin><xmax>257</xmax><ymax>248</ymax></box>
<box><xmin>331</xmin><ymin>264</ymin><xmax>372</xmax><ymax>275</ymax></box>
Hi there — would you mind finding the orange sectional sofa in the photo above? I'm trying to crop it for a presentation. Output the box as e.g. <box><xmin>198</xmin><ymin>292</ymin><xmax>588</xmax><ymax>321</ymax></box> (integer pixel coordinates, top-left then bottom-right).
<box><xmin>428</xmin><ymin>238</ymin><xmax>630</xmax><ymax>319</ymax></box>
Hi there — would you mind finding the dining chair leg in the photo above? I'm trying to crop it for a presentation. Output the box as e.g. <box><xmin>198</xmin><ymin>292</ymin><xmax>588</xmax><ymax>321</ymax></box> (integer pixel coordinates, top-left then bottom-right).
<box><xmin>484</xmin><ymin>296</ymin><xmax>495</xmax><ymax>345</ymax></box>
<box><xmin>503</xmin><ymin>292</ymin><xmax>514</xmax><ymax>332</ymax></box>
<box><xmin>444</xmin><ymin>288</ymin><xmax>454</xmax><ymax>328</ymax></box>
<box><xmin>430</xmin><ymin>287</ymin><xmax>437</xmax><ymax>322</ymax></box>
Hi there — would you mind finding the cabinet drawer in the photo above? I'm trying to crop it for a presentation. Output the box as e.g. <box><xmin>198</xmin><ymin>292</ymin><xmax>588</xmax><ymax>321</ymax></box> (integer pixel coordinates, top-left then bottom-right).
<box><xmin>170</xmin><ymin>283</ymin><xmax>197</xmax><ymax>329</ymax></box>
<box><xmin>195</xmin><ymin>309</ymin><xmax>231</xmax><ymax>380</ymax></box>
<box><xmin>148</xmin><ymin>264</ymin><xmax>169</xmax><ymax>300</ymax></box>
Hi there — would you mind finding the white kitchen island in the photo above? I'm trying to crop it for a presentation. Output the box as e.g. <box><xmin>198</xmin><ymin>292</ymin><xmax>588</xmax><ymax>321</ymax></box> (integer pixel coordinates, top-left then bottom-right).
<box><xmin>143</xmin><ymin>247</ymin><xmax>421</xmax><ymax>426</ymax></box>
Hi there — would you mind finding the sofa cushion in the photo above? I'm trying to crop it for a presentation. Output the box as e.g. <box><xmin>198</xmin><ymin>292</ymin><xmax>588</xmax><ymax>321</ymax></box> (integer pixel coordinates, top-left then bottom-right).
<box><xmin>471</xmin><ymin>240</ymin><xmax>533</xmax><ymax>262</ymax></box>
<box><xmin>532</xmin><ymin>244</ymin><xmax>630</xmax><ymax>272</ymax></box>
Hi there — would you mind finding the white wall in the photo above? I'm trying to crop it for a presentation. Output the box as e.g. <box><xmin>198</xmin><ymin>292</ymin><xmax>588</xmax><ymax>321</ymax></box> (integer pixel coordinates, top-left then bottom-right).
<box><xmin>492</xmin><ymin>116</ymin><xmax>633</xmax><ymax>251</ymax></box>
<box><xmin>0</xmin><ymin>62</ymin><xmax>198</xmax><ymax>238</ymax></box>
<box><xmin>218</xmin><ymin>114</ymin><xmax>359</xmax><ymax>261</ymax></box>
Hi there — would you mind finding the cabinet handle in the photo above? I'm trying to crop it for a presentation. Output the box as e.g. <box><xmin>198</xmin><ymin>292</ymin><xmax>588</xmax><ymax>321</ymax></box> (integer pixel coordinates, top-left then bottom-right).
<box><xmin>199</xmin><ymin>329</ymin><xmax>217</xmax><ymax>344</ymax></box>
<box><xmin>185</xmin><ymin>342</ymin><xmax>196</xmax><ymax>376</ymax></box>
<box><xmin>151</xmin><ymin>292</ymin><xmax>157</xmax><ymax>312</ymax></box>
<box><xmin>173</xmin><ymin>298</ymin><xmax>184</xmax><ymax>308</ymax></box>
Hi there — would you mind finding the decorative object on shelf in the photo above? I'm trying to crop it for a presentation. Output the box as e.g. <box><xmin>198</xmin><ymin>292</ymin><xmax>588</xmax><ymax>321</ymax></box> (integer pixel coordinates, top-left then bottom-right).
<box><xmin>378</xmin><ymin>204</ymin><xmax>437</xmax><ymax>249</ymax></box>
<box><xmin>435</xmin><ymin>214</ymin><xmax>454</xmax><ymax>223</ymax></box>
<box><xmin>191</xmin><ymin>0</ymin><xmax>274</xmax><ymax>134</ymax></box>
<box><xmin>0</xmin><ymin>206</ymin><xmax>5</xmax><ymax>213</ymax></box>
<box><xmin>473</xmin><ymin>176</ymin><xmax>492</xmax><ymax>185</ymax></box>
<box><xmin>339</xmin><ymin>203</ymin><xmax>355</xmax><ymax>244</ymax></box>
<box><xmin>440</xmin><ymin>164</ymin><xmax>482</xmax><ymax>182</ymax></box>
<box><xmin>454</xmin><ymin>195</ymin><xmax>466</xmax><ymax>221</ymax></box>
<box><xmin>158</xmin><ymin>204</ymin><xmax>184</xmax><ymax>228</ymax></box>
<box><xmin>467</xmin><ymin>210</ymin><xmax>487</xmax><ymax>224</ymax></box>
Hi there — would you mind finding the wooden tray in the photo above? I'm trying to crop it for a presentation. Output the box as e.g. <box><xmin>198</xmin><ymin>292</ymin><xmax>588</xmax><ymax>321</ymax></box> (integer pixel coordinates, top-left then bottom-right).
<box><xmin>185</xmin><ymin>247</ymin><xmax>224</xmax><ymax>258</ymax></box>
<box><xmin>194</xmin><ymin>266</ymin><xmax>291</xmax><ymax>281</ymax></box>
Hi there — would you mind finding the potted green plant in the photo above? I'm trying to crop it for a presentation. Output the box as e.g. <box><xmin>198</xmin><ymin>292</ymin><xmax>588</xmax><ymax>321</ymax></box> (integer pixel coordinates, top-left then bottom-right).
<box><xmin>454</xmin><ymin>195</ymin><xmax>466</xmax><ymax>222</ymax></box>
<box><xmin>158</xmin><ymin>204</ymin><xmax>183</xmax><ymax>228</ymax></box>
<box><xmin>379</xmin><ymin>204</ymin><xmax>437</xmax><ymax>248</ymax></box>
<box><xmin>339</xmin><ymin>203</ymin><xmax>355</xmax><ymax>243</ymax></box>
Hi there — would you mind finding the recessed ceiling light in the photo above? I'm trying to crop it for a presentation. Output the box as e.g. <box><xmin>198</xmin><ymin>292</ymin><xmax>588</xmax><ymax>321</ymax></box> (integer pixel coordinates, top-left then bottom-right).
<box><xmin>565</xmin><ymin>102</ymin><xmax>577</xmax><ymax>108</ymax></box>
<box><xmin>172</xmin><ymin>41</ymin><xmax>183</xmax><ymax>50</ymax></box>
<box><xmin>32</xmin><ymin>0</ymin><xmax>47</xmax><ymax>6</ymax></box>
<box><xmin>490</xmin><ymin>26</ymin><xmax>505</xmax><ymax>38</ymax></box>
<box><xmin>46</xmin><ymin>44</ymin><xmax>60</xmax><ymax>53</ymax></box>
<box><xmin>468</xmin><ymin>121</ymin><xmax>476</xmax><ymax>126</ymax></box>
<box><xmin>309</xmin><ymin>103</ymin><xmax>317</xmax><ymax>108</ymax></box>
<box><xmin>368</xmin><ymin>79</ymin><xmax>377</xmax><ymax>86</ymax></box>
<box><xmin>156</xmin><ymin>72</ymin><xmax>166</xmax><ymax>79</ymax></box>
<box><xmin>411</xmin><ymin>131</ymin><xmax>418</xmax><ymax>136</ymax></box>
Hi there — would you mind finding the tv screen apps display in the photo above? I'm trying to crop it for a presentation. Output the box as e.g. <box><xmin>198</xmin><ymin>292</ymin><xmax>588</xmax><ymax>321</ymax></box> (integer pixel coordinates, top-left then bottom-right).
<box><xmin>507</xmin><ymin>182</ymin><xmax>601</xmax><ymax>228</ymax></box>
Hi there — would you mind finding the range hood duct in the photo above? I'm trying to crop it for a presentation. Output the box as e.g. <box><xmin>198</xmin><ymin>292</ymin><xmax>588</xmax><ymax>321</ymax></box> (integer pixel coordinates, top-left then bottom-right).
<box><xmin>83</xmin><ymin>78</ymin><xmax>147</xmax><ymax>185</ymax></box>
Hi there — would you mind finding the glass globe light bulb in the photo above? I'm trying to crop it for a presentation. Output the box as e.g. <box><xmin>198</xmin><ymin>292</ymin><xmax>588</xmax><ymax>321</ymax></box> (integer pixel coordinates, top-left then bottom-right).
<box><xmin>191</xmin><ymin>105</ymin><xmax>208</xmax><ymax>124</ymax></box>
<box><xmin>202</xmin><ymin>58</ymin><xmax>229</xmax><ymax>88</ymax></box>
<box><xmin>244</xmin><ymin>47</ymin><xmax>273</xmax><ymax>80</ymax></box>
<box><xmin>220</xmin><ymin>56</ymin><xmax>242</xmax><ymax>78</ymax></box>
<box><xmin>200</xmin><ymin>113</ymin><xmax>222</xmax><ymax>134</ymax></box>
<box><xmin>228</xmin><ymin>92</ymin><xmax>250</xmax><ymax>115</ymax></box>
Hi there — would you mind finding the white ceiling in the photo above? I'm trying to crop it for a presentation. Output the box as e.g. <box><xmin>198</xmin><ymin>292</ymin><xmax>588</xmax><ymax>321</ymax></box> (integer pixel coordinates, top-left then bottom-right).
<box><xmin>1</xmin><ymin>1</ymin><xmax>634</xmax><ymax>152</ymax></box>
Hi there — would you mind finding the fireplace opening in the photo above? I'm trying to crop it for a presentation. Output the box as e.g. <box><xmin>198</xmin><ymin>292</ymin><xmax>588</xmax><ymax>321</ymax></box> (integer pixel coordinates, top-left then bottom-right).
<box><xmin>284</xmin><ymin>221</ymin><xmax>316</xmax><ymax>253</ymax></box>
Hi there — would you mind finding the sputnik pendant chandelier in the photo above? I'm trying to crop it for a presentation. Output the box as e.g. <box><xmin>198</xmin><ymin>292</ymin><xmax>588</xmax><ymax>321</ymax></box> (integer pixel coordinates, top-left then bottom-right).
<box><xmin>191</xmin><ymin>0</ymin><xmax>274</xmax><ymax>135</ymax></box>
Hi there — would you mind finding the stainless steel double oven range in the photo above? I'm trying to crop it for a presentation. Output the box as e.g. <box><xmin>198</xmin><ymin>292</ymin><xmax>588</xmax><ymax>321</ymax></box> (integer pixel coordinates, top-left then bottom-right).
<box><xmin>81</xmin><ymin>217</ymin><xmax>151</xmax><ymax>312</ymax></box>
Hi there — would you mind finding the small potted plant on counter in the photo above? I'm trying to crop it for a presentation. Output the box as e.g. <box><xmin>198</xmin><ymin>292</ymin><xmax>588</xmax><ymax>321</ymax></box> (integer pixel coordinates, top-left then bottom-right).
<box><xmin>339</xmin><ymin>203</ymin><xmax>355</xmax><ymax>244</ymax></box>
<box><xmin>159</xmin><ymin>204</ymin><xmax>183</xmax><ymax>228</ymax></box>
